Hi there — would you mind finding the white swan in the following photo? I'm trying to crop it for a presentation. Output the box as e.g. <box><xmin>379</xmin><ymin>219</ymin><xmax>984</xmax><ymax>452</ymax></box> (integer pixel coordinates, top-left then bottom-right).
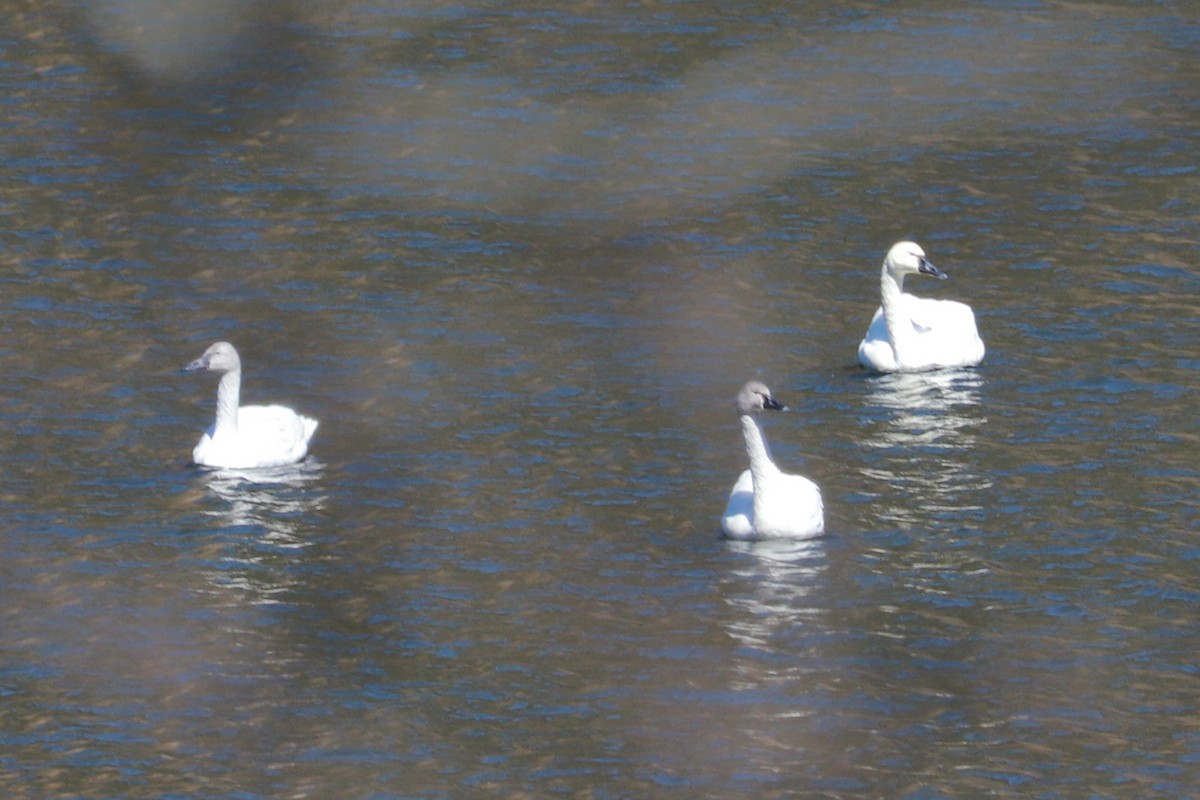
<box><xmin>184</xmin><ymin>341</ymin><xmax>318</xmax><ymax>469</ymax></box>
<box><xmin>721</xmin><ymin>381</ymin><xmax>824</xmax><ymax>540</ymax></box>
<box><xmin>857</xmin><ymin>241</ymin><xmax>985</xmax><ymax>373</ymax></box>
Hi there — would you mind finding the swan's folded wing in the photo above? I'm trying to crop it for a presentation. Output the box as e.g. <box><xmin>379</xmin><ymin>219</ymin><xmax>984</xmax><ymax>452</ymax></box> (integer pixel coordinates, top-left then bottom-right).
<box><xmin>904</xmin><ymin>295</ymin><xmax>940</xmax><ymax>334</ymax></box>
<box><xmin>908</xmin><ymin>297</ymin><xmax>977</xmax><ymax>335</ymax></box>
<box><xmin>908</xmin><ymin>297</ymin><xmax>985</xmax><ymax>368</ymax></box>
<box><xmin>239</xmin><ymin>405</ymin><xmax>318</xmax><ymax>461</ymax></box>
<box><xmin>721</xmin><ymin>469</ymin><xmax>756</xmax><ymax>538</ymax></box>
<box><xmin>784</xmin><ymin>474</ymin><xmax>825</xmax><ymax>536</ymax></box>
<box><xmin>858</xmin><ymin>306</ymin><xmax>898</xmax><ymax>371</ymax></box>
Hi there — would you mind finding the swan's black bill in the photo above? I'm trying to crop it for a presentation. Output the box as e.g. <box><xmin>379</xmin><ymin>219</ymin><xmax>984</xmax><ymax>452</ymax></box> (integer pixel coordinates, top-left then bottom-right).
<box><xmin>918</xmin><ymin>257</ymin><xmax>948</xmax><ymax>280</ymax></box>
<box><xmin>183</xmin><ymin>357</ymin><xmax>209</xmax><ymax>373</ymax></box>
<box><xmin>764</xmin><ymin>396</ymin><xmax>787</xmax><ymax>411</ymax></box>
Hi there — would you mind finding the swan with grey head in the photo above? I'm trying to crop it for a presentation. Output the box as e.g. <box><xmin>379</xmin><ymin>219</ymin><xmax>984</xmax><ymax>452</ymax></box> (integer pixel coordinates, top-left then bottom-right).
<box><xmin>721</xmin><ymin>381</ymin><xmax>824</xmax><ymax>540</ymax></box>
<box><xmin>184</xmin><ymin>341</ymin><xmax>318</xmax><ymax>469</ymax></box>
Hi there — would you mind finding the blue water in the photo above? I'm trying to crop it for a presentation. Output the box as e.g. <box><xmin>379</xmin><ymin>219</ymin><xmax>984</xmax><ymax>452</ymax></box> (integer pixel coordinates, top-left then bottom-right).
<box><xmin>1</xmin><ymin>2</ymin><xmax>1198</xmax><ymax>798</ymax></box>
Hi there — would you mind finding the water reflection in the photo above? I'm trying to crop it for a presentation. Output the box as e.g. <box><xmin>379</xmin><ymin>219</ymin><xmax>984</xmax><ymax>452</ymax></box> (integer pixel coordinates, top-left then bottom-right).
<box><xmin>722</xmin><ymin>539</ymin><xmax>827</xmax><ymax>681</ymax></box>
<box><xmin>859</xmin><ymin>370</ymin><xmax>990</xmax><ymax>526</ymax></box>
<box><xmin>195</xmin><ymin>460</ymin><xmax>326</xmax><ymax>604</ymax></box>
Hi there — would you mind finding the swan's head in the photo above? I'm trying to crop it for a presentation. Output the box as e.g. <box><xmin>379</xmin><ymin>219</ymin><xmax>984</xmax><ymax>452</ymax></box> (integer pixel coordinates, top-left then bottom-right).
<box><xmin>185</xmin><ymin>341</ymin><xmax>242</xmax><ymax>375</ymax></box>
<box><xmin>737</xmin><ymin>380</ymin><xmax>787</xmax><ymax>415</ymax></box>
<box><xmin>884</xmin><ymin>241</ymin><xmax>947</xmax><ymax>280</ymax></box>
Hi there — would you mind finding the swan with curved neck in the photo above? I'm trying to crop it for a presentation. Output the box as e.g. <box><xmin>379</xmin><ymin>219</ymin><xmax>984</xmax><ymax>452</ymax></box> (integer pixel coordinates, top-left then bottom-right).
<box><xmin>857</xmin><ymin>241</ymin><xmax>985</xmax><ymax>372</ymax></box>
<box><xmin>721</xmin><ymin>381</ymin><xmax>824</xmax><ymax>540</ymax></box>
<box><xmin>184</xmin><ymin>341</ymin><xmax>318</xmax><ymax>469</ymax></box>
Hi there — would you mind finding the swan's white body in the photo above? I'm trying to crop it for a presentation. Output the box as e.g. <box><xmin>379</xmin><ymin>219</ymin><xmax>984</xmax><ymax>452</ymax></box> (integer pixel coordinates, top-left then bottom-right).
<box><xmin>185</xmin><ymin>342</ymin><xmax>318</xmax><ymax>469</ymax></box>
<box><xmin>857</xmin><ymin>242</ymin><xmax>985</xmax><ymax>373</ymax></box>
<box><xmin>721</xmin><ymin>381</ymin><xmax>824</xmax><ymax>540</ymax></box>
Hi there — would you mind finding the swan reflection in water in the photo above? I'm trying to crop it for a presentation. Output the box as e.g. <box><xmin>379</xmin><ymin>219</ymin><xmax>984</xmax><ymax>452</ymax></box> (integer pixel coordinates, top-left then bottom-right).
<box><xmin>195</xmin><ymin>460</ymin><xmax>326</xmax><ymax>604</ymax></box>
<box><xmin>860</xmin><ymin>369</ymin><xmax>990</xmax><ymax>525</ymax></box>
<box><xmin>722</xmin><ymin>537</ymin><xmax>828</xmax><ymax>686</ymax></box>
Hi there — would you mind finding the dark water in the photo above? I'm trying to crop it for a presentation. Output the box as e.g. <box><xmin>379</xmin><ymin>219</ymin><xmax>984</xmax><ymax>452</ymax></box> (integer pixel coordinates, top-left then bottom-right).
<box><xmin>2</xmin><ymin>1</ymin><xmax>1198</xmax><ymax>797</ymax></box>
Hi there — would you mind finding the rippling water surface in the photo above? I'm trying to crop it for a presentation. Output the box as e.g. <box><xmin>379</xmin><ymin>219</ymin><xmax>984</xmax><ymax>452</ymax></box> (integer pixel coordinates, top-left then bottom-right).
<box><xmin>2</xmin><ymin>2</ymin><xmax>1198</xmax><ymax>797</ymax></box>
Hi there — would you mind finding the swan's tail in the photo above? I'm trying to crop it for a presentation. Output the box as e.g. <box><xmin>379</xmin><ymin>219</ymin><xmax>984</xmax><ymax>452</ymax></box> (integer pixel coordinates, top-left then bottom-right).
<box><xmin>301</xmin><ymin>416</ymin><xmax>319</xmax><ymax>444</ymax></box>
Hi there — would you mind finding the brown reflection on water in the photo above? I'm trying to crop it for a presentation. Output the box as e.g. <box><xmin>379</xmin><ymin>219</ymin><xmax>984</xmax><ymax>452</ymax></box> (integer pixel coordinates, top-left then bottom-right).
<box><xmin>5</xmin><ymin>2</ymin><xmax>1181</xmax><ymax>229</ymax></box>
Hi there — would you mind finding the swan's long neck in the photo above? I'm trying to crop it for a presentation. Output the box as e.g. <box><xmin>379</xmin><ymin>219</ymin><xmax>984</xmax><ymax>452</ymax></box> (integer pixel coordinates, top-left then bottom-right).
<box><xmin>741</xmin><ymin>413</ymin><xmax>780</xmax><ymax>486</ymax></box>
<box><xmin>880</xmin><ymin>265</ymin><xmax>909</xmax><ymax>365</ymax></box>
<box><xmin>213</xmin><ymin>369</ymin><xmax>241</xmax><ymax>437</ymax></box>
